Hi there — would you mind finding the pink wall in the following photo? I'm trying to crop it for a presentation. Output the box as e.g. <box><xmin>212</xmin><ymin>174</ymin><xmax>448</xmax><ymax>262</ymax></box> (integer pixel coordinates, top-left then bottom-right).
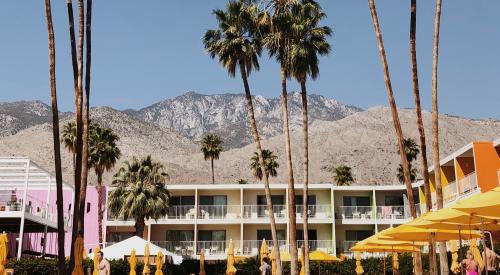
<box><xmin>6</xmin><ymin>186</ymin><xmax>103</xmax><ymax>257</ymax></box>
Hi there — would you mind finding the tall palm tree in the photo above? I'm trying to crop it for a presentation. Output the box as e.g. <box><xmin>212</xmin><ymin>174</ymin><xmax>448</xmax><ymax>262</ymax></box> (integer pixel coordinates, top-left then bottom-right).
<box><xmin>366</xmin><ymin>0</ymin><xmax>422</xmax><ymax>273</ymax></box>
<box><xmin>61</xmin><ymin>121</ymin><xmax>77</xmax><ymax>164</ymax></box>
<box><xmin>65</xmin><ymin>0</ymin><xmax>84</xmax><ymax>271</ymax></box>
<box><xmin>43</xmin><ymin>0</ymin><xmax>65</xmax><ymax>273</ymax></box>
<box><xmin>201</xmin><ymin>134</ymin><xmax>223</xmax><ymax>184</ymax></box>
<box><xmin>89</xmin><ymin>124</ymin><xmax>120</xmax><ymax>245</ymax></box>
<box><xmin>108</xmin><ymin>156</ymin><xmax>170</xmax><ymax>236</ymax></box>
<box><xmin>408</xmin><ymin>1</ymin><xmax>436</xmax><ymax>271</ymax></box>
<box><xmin>250</xmin><ymin>149</ymin><xmax>279</xmax><ymax>180</ymax></box>
<box><xmin>288</xmin><ymin>2</ymin><xmax>331</xmax><ymax>272</ymax></box>
<box><xmin>333</xmin><ymin>165</ymin><xmax>354</xmax><ymax>186</ymax></box>
<box><xmin>263</xmin><ymin>3</ymin><xmax>300</xmax><ymax>272</ymax></box>
<box><xmin>431</xmin><ymin>0</ymin><xmax>448</xmax><ymax>273</ymax></box>
<box><xmin>203</xmin><ymin>1</ymin><xmax>283</xmax><ymax>272</ymax></box>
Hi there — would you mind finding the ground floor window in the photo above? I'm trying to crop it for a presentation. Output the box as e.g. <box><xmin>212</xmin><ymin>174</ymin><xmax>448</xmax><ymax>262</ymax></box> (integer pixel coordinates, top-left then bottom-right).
<box><xmin>166</xmin><ymin>230</ymin><xmax>194</xmax><ymax>242</ymax></box>
<box><xmin>107</xmin><ymin>232</ymin><xmax>134</xmax><ymax>243</ymax></box>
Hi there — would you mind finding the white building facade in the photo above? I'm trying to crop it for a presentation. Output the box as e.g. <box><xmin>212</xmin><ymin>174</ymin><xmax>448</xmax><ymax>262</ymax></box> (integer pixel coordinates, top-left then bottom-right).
<box><xmin>105</xmin><ymin>183</ymin><xmax>422</xmax><ymax>259</ymax></box>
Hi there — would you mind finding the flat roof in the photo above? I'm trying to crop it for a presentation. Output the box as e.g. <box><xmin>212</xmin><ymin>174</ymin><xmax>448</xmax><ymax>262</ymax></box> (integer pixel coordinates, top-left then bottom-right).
<box><xmin>162</xmin><ymin>183</ymin><xmax>421</xmax><ymax>191</ymax></box>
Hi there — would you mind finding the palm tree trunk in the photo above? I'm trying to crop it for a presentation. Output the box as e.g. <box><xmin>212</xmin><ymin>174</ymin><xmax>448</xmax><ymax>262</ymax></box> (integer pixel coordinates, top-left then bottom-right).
<box><xmin>300</xmin><ymin>78</ymin><xmax>310</xmax><ymax>275</ymax></box>
<box><xmin>280</xmin><ymin>62</ymin><xmax>298</xmax><ymax>275</ymax></box>
<box><xmin>211</xmin><ymin>157</ymin><xmax>215</xmax><ymax>184</ymax></box>
<box><xmin>43</xmin><ymin>1</ymin><xmax>65</xmax><ymax>273</ymax></box>
<box><xmin>66</xmin><ymin>0</ymin><xmax>83</xmax><ymax>271</ymax></box>
<box><xmin>367</xmin><ymin>0</ymin><xmax>422</xmax><ymax>274</ymax></box>
<box><xmin>409</xmin><ymin>0</ymin><xmax>436</xmax><ymax>273</ymax></box>
<box><xmin>135</xmin><ymin>218</ymin><xmax>145</xmax><ymax>237</ymax></box>
<box><xmin>431</xmin><ymin>0</ymin><xmax>448</xmax><ymax>274</ymax></box>
<box><xmin>97</xmin><ymin>172</ymin><xmax>104</xmax><ymax>246</ymax></box>
<box><xmin>77</xmin><ymin>0</ymin><xmax>91</xmax><ymax>242</ymax></box>
<box><xmin>239</xmin><ymin>62</ymin><xmax>282</xmax><ymax>274</ymax></box>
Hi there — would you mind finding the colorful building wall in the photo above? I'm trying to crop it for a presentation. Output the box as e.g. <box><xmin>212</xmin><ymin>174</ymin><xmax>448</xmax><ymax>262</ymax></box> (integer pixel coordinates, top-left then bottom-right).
<box><xmin>473</xmin><ymin>142</ymin><xmax>500</xmax><ymax>192</ymax></box>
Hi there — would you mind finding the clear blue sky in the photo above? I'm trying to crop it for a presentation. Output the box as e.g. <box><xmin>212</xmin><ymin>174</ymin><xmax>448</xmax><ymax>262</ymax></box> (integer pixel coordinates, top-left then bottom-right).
<box><xmin>0</xmin><ymin>1</ymin><xmax>499</xmax><ymax>119</ymax></box>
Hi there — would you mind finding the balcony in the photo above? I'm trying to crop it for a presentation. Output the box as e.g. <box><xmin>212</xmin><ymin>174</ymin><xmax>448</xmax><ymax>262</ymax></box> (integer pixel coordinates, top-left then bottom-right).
<box><xmin>459</xmin><ymin>172</ymin><xmax>478</xmax><ymax>196</ymax></box>
<box><xmin>337</xmin><ymin>206</ymin><xmax>374</xmax><ymax>220</ymax></box>
<box><xmin>376</xmin><ymin>205</ymin><xmax>417</xmax><ymax>223</ymax></box>
<box><xmin>198</xmin><ymin>205</ymin><xmax>241</xmax><ymax>219</ymax></box>
<box><xmin>242</xmin><ymin>205</ymin><xmax>287</xmax><ymax>219</ymax></box>
<box><xmin>343</xmin><ymin>240</ymin><xmax>358</xmax><ymax>252</ymax></box>
<box><xmin>297</xmin><ymin>240</ymin><xmax>335</xmax><ymax>254</ymax></box>
<box><xmin>166</xmin><ymin>205</ymin><xmax>196</xmax><ymax>219</ymax></box>
<box><xmin>443</xmin><ymin>181</ymin><xmax>458</xmax><ymax>203</ymax></box>
<box><xmin>153</xmin><ymin>241</ymin><xmax>196</xmax><ymax>256</ymax></box>
<box><xmin>296</xmin><ymin>205</ymin><xmax>332</xmax><ymax>219</ymax></box>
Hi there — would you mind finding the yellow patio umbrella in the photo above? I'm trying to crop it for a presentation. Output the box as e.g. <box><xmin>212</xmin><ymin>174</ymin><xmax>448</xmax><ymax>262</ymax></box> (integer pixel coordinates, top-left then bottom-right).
<box><xmin>92</xmin><ymin>246</ymin><xmax>100</xmax><ymax>275</ymax></box>
<box><xmin>450</xmin><ymin>241</ymin><xmax>460</xmax><ymax>274</ymax></box>
<box><xmin>199</xmin><ymin>250</ymin><xmax>206</xmax><ymax>275</ymax></box>
<box><xmin>355</xmin><ymin>252</ymin><xmax>364</xmax><ymax>275</ymax></box>
<box><xmin>392</xmin><ymin>252</ymin><xmax>399</xmax><ymax>275</ymax></box>
<box><xmin>143</xmin><ymin>243</ymin><xmax>151</xmax><ymax>275</ymax></box>
<box><xmin>154</xmin><ymin>251</ymin><xmax>163</xmax><ymax>275</ymax></box>
<box><xmin>279</xmin><ymin>251</ymin><xmax>291</xmax><ymax>261</ymax></box>
<box><xmin>226</xmin><ymin>239</ymin><xmax>237</xmax><ymax>275</ymax></box>
<box><xmin>452</xmin><ymin>187</ymin><xmax>500</xmax><ymax>219</ymax></box>
<box><xmin>470</xmin><ymin>239</ymin><xmax>484</xmax><ymax>271</ymax></box>
<box><xmin>270</xmin><ymin>249</ymin><xmax>277</xmax><ymax>275</ymax></box>
<box><xmin>379</xmin><ymin>225</ymin><xmax>482</xmax><ymax>242</ymax></box>
<box><xmin>129</xmin><ymin>249</ymin><xmax>137</xmax><ymax>275</ymax></box>
<box><xmin>0</xmin><ymin>233</ymin><xmax>8</xmax><ymax>275</ymax></box>
<box><xmin>308</xmin><ymin>250</ymin><xmax>342</xmax><ymax>262</ymax></box>
<box><xmin>71</xmin><ymin>236</ymin><xmax>84</xmax><ymax>275</ymax></box>
<box><xmin>350</xmin><ymin>244</ymin><xmax>420</xmax><ymax>253</ymax></box>
<box><xmin>423</xmin><ymin>207</ymin><xmax>500</xmax><ymax>227</ymax></box>
<box><xmin>299</xmin><ymin>246</ymin><xmax>305</xmax><ymax>275</ymax></box>
<box><xmin>260</xmin><ymin>238</ymin><xmax>268</xmax><ymax>267</ymax></box>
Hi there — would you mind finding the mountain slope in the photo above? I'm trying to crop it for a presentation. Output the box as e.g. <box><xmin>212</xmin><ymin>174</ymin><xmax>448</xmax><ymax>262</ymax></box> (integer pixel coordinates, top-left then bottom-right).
<box><xmin>126</xmin><ymin>92</ymin><xmax>362</xmax><ymax>148</ymax></box>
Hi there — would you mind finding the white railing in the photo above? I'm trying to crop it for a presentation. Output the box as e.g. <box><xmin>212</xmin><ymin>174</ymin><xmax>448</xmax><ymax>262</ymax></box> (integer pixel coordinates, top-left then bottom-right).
<box><xmin>443</xmin><ymin>181</ymin><xmax>458</xmax><ymax>203</ymax></box>
<box><xmin>459</xmin><ymin>172</ymin><xmax>478</xmax><ymax>196</ymax></box>
<box><xmin>296</xmin><ymin>204</ymin><xmax>332</xmax><ymax>219</ymax></box>
<box><xmin>197</xmin><ymin>240</ymin><xmax>234</xmax><ymax>255</ymax></box>
<box><xmin>166</xmin><ymin>205</ymin><xmax>196</xmax><ymax>219</ymax></box>
<box><xmin>198</xmin><ymin>205</ymin><xmax>240</xmax><ymax>219</ymax></box>
<box><xmin>376</xmin><ymin>205</ymin><xmax>409</xmax><ymax>220</ymax></box>
<box><xmin>242</xmin><ymin>205</ymin><xmax>287</xmax><ymax>219</ymax></box>
<box><xmin>241</xmin><ymin>240</ymin><xmax>287</xmax><ymax>255</ymax></box>
<box><xmin>337</xmin><ymin>206</ymin><xmax>374</xmax><ymax>220</ymax></box>
<box><xmin>153</xmin><ymin>241</ymin><xmax>196</xmax><ymax>256</ymax></box>
<box><xmin>297</xmin><ymin>240</ymin><xmax>335</xmax><ymax>254</ymax></box>
<box><xmin>0</xmin><ymin>190</ymin><xmax>63</xmax><ymax>224</ymax></box>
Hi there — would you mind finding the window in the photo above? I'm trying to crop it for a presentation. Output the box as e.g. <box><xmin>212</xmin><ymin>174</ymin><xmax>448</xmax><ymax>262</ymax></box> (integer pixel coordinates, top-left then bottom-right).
<box><xmin>166</xmin><ymin>230</ymin><xmax>194</xmax><ymax>242</ymax></box>
<box><xmin>86</xmin><ymin>202</ymin><xmax>91</xmax><ymax>213</ymax></box>
<box><xmin>346</xmin><ymin>230</ymin><xmax>373</xmax><ymax>241</ymax></box>
<box><xmin>198</xmin><ymin>230</ymin><xmax>226</xmax><ymax>241</ymax></box>
<box><xmin>257</xmin><ymin>230</ymin><xmax>286</xmax><ymax>241</ymax></box>
<box><xmin>107</xmin><ymin>232</ymin><xmax>134</xmax><ymax>243</ymax></box>
<box><xmin>199</xmin><ymin>196</ymin><xmax>227</xmax><ymax>206</ymax></box>
<box><xmin>343</xmin><ymin>196</ymin><xmax>370</xmax><ymax>206</ymax></box>
<box><xmin>384</xmin><ymin>196</ymin><xmax>404</xmax><ymax>206</ymax></box>
<box><xmin>257</xmin><ymin>195</ymin><xmax>285</xmax><ymax>217</ymax></box>
<box><xmin>294</xmin><ymin>195</ymin><xmax>316</xmax><ymax>206</ymax></box>
<box><xmin>170</xmin><ymin>196</ymin><xmax>195</xmax><ymax>206</ymax></box>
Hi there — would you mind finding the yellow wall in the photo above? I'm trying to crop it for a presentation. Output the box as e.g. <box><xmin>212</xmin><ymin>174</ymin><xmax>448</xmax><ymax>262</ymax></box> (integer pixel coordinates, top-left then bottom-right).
<box><xmin>455</xmin><ymin>157</ymin><xmax>475</xmax><ymax>181</ymax></box>
<box><xmin>440</xmin><ymin>166</ymin><xmax>456</xmax><ymax>187</ymax></box>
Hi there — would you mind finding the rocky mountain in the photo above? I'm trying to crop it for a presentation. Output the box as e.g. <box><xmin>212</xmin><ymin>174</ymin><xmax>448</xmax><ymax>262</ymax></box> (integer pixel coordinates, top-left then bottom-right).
<box><xmin>0</xmin><ymin>104</ymin><xmax>499</xmax><ymax>185</ymax></box>
<box><xmin>125</xmin><ymin>92</ymin><xmax>362</xmax><ymax>148</ymax></box>
<box><xmin>0</xmin><ymin>100</ymin><xmax>70</xmax><ymax>137</ymax></box>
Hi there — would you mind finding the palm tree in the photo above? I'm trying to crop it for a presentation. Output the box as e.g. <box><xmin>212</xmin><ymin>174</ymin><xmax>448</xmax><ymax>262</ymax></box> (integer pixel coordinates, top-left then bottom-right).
<box><xmin>366</xmin><ymin>0</ymin><xmax>422</xmax><ymax>273</ymax></box>
<box><xmin>89</xmin><ymin>124</ymin><xmax>120</xmax><ymax>246</ymax></box>
<box><xmin>408</xmin><ymin>2</ymin><xmax>436</xmax><ymax>271</ymax></box>
<box><xmin>250</xmin><ymin>149</ymin><xmax>279</xmax><ymax>180</ymax></box>
<box><xmin>65</xmin><ymin>0</ymin><xmax>84</xmax><ymax>271</ymax></box>
<box><xmin>43</xmin><ymin>0</ymin><xmax>65</xmax><ymax>273</ymax></box>
<box><xmin>61</xmin><ymin>121</ymin><xmax>77</xmax><ymax>164</ymax></box>
<box><xmin>288</xmin><ymin>2</ymin><xmax>331</xmax><ymax>272</ymax></box>
<box><xmin>263</xmin><ymin>3</ymin><xmax>300</xmax><ymax>272</ymax></box>
<box><xmin>108</xmin><ymin>156</ymin><xmax>170</xmax><ymax>236</ymax></box>
<box><xmin>201</xmin><ymin>134</ymin><xmax>223</xmax><ymax>184</ymax></box>
<box><xmin>203</xmin><ymin>1</ymin><xmax>283</xmax><ymax>272</ymax></box>
<box><xmin>332</xmin><ymin>165</ymin><xmax>354</xmax><ymax>186</ymax></box>
<box><xmin>396</xmin><ymin>138</ymin><xmax>419</xmax><ymax>184</ymax></box>
<box><xmin>431</xmin><ymin>0</ymin><xmax>448</xmax><ymax>273</ymax></box>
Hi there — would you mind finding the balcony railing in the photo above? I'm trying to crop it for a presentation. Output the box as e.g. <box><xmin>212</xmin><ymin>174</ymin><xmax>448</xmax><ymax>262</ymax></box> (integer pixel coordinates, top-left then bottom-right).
<box><xmin>198</xmin><ymin>205</ymin><xmax>240</xmax><ymax>219</ymax></box>
<box><xmin>0</xmin><ymin>191</ymin><xmax>66</xmax><ymax>225</ymax></box>
<box><xmin>343</xmin><ymin>240</ymin><xmax>359</xmax><ymax>252</ymax></box>
<box><xmin>296</xmin><ymin>204</ymin><xmax>332</xmax><ymax>219</ymax></box>
<box><xmin>459</xmin><ymin>172</ymin><xmax>478</xmax><ymax>196</ymax></box>
<box><xmin>153</xmin><ymin>241</ymin><xmax>196</xmax><ymax>256</ymax></box>
<box><xmin>337</xmin><ymin>206</ymin><xmax>374</xmax><ymax>220</ymax></box>
<box><xmin>241</xmin><ymin>240</ymin><xmax>287</xmax><ymax>255</ymax></box>
<box><xmin>166</xmin><ymin>205</ymin><xmax>196</xmax><ymax>219</ymax></box>
<box><xmin>443</xmin><ymin>181</ymin><xmax>458</xmax><ymax>203</ymax></box>
<box><xmin>242</xmin><ymin>205</ymin><xmax>287</xmax><ymax>219</ymax></box>
<box><xmin>297</xmin><ymin>240</ymin><xmax>335</xmax><ymax>253</ymax></box>
<box><xmin>376</xmin><ymin>205</ymin><xmax>408</xmax><ymax>220</ymax></box>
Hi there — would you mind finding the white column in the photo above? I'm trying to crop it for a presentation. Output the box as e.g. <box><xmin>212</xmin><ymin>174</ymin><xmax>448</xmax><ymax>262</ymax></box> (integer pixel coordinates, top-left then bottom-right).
<box><xmin>373</xmin><ymin>189</ymin><xmax>378</xmax><ymax>233</ymax></box>
<box><xmin>194</xmin><ymin>187</ymin><xmax>198</xmax><ymax>254</ymax></box>
<box><xmin>331</xmin><ymin>188</ymin><xmax>336</xmax><ymax>254</ymax></box>
<box><xmin>17</xmin><ymin>160</ymin><xmax>31</xmax><ymax>259</ymax></box>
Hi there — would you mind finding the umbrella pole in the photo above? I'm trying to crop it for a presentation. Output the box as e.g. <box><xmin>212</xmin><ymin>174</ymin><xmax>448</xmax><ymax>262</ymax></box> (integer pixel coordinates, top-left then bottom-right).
<box><xmin>480</xmin><ymin>218</ymin><xmax>488</xmax><ymax>272</ymax></box>
<box><xmin>383</xmin><ymin>251</ymin><xmax>386</xmax><ymax>275</ymax></box>
<box><xmin>459</xmin><ymin>227</ymin><xmax>464</xmax><ymax>275</ymax></box>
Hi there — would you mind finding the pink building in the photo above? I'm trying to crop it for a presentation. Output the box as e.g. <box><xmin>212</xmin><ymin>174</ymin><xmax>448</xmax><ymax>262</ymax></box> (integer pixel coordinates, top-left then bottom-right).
<box><xmin>0</xmin><ymin>157</ymin><xmax>101</xmax><ymax>258</ymax></box>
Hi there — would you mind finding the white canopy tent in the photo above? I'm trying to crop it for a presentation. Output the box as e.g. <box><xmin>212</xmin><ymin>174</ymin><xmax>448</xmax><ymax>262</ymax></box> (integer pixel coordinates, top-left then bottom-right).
<box><xmin>88</xmin><ymin>236</ymin><xmax>182</xmax><ymax>265</ymax></box>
